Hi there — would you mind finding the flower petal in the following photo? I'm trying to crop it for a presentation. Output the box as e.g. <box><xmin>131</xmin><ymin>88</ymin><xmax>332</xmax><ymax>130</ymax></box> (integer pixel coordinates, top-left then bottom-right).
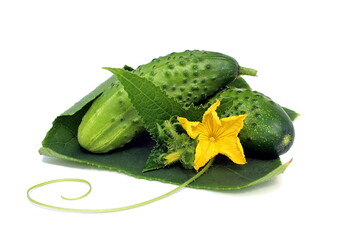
<box><xmin>177</xmin><ymin>117</ymin><xmax>200</xmax><ymax>139</ymax></box>
<box><xmin>194</xmin><ymin>140</ymin><xmax>219</xmax><ymax>171</ymax></box>
<box><xmin>218</xmin><ymin>136</ymin><xmax>246</xmax><ymax>165</ymax></box>
<box><xmin>217</xmin><ymin>114</ymin><xmax>247</xmax><ymax>139</ymax></box>
<box><xmin>202</xmin><ymin>100</ymin><xmax>221</xmax><ymax>132</ymax></box>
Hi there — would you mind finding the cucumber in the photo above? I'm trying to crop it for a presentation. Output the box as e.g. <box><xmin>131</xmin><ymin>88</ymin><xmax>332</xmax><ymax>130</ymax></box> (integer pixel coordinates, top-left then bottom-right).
<box><xmin>133</xmin><ymin>50</ymin><xmax>255</xmax><ymax>105</ymax></box>
<box><xmin>212</xmin><ymin>87</ymin><xmax>295</xmax><ymax>159</ymax></box>
<box><xmin>77</xmin><ymin>81</ymin><xmax>144</xmax><ymax>153</ymax></box>
<box><xmin>78</xmin><ymin>50</ymin><xmax>257</xmax><ymax>153</ymax></box>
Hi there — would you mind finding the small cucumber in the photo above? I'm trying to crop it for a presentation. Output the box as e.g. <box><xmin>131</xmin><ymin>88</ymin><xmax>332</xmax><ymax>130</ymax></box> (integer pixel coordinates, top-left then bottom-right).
<box><xmin>78</xmin><ymin>50</ymin><xmax>257</xmax><ymax>153</ymax></box>
<box><xmin>213</xmin><ymin>87</ymin><xmax>295</xmax><ymax>159</ymax></box>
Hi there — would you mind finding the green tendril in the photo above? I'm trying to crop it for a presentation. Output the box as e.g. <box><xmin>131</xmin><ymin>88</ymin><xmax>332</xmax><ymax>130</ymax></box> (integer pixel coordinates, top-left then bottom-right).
<box><xmin>27</xmin><ymin>159</ymin><xmax>214</xmax><ymax>213</ymax></box>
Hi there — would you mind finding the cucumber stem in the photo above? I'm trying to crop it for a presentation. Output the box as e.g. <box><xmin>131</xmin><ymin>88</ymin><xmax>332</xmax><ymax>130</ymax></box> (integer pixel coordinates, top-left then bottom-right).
<box><xmin>239</xmin><ymin>66</ymin><xmax>257</xmax><ymax>76</ymax></box>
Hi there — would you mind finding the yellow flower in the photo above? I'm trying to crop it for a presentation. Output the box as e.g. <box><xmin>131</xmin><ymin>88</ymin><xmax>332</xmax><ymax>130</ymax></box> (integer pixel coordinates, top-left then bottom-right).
<box><xmin>177</xmin><ymin>100</ymin><xmax>247</xmax><ymax>170</ymax></box>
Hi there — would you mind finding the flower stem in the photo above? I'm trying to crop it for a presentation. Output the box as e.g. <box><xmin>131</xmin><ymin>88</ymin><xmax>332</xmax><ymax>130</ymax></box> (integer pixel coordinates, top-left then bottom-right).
<box><xmin>27</xmin><ymin>159</ymin><xmax>214</xmax><ymax>213</ymax></box>
<box><xmin>239</xmin><ymin>66</ymin><xmax>258</xmax><ymax>76</ymax></box>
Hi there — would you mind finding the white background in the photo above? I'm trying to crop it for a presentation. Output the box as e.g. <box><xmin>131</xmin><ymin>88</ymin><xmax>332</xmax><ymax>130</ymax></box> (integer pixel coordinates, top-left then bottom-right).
<box><xmin>1</xmin><ymin>0</ymin><xmax>359</xmax><ymax>239</ymax></box>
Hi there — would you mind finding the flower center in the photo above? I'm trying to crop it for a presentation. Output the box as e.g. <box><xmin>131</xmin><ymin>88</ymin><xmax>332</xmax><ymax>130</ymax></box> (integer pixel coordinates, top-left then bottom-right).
<box><xmin>208</xmin><ymin>136</ymin><xmax>216</xmax><ymax>142</ymax></box>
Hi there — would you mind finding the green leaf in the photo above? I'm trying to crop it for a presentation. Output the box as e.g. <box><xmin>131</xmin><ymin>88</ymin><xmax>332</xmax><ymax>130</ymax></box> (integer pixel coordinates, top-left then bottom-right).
<box><xmin>39</xmin><ymin>98</ymin><xmax>291</xmax><ymax>190</ymax></box>
<box><xmin>183</xmin><ymin>104</ymin><xmax>206</xmax><ymax>122</ymax></box>
<box><xmin>142</xmin><ymin>143</ymin><xmax>168</xmax><ymax>172</ymax></box>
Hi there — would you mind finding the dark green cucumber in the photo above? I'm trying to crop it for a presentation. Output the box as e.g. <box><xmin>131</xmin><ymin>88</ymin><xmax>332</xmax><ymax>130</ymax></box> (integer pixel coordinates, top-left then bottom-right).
<box><xmin>78</xmin><ymin>50</ymin><xmax>257</xmax><ymax>153</ymax></box>
<box><xmin>213</xmin><ymin>87</ymin><xmax>295</xmax><ymax>159</ymax></box>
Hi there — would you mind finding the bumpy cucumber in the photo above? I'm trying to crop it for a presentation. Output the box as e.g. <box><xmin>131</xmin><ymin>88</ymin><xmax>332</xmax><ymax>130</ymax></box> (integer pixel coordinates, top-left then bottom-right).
<box><xmin>213</xmin><ymin>87</ymin><xmax>295</xmax><ymax>159</ymax></box>
<box><xmin>133</xmin><ymin>50</ymin><xmax>253</xmax><ymax>105</ymax></box>
<box><xmin>78</xmin><ymin>50</ymin><xmax>256</xmax><ymax>153</ymax></box>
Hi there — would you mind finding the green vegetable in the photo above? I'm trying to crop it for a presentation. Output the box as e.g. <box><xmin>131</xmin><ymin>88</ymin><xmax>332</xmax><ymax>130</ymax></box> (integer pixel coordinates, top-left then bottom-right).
<box><xmin>212</xmin><ymin>87</ymin><xmax>295</xmax><ymax>159</ymax></box>
<box><xmin>77</xmin><ymin>81</ymin><xmax>145</xmax><ymax>153</ymax></box>
<box><xmin>78</xmin><ymin>50</ymin><xmax>257</xmax><ymax>153</ymax></box>
<box><xmin>132</xmin><ymin>50</ymin><xmax>256</xmax><ymax>105</ymax></box>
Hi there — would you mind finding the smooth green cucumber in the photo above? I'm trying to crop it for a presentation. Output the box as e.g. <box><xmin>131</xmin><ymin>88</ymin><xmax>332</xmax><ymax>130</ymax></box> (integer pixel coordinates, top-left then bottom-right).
<box><xmin>213</xmin><ymin>87</ymin><xmax>295</xmax><ymax>159</ymax></box>
<box><xmin>78</xmin><ymin>50</ymin><xmax>257</xmax><ymax>153</ymax></box>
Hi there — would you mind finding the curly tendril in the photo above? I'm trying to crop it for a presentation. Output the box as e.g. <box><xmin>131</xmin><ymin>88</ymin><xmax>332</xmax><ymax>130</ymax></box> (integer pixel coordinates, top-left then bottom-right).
<box><xmin>27</xmin><ymin>159</ymin><xmax>213</xmax><ymax>213</ymax></box>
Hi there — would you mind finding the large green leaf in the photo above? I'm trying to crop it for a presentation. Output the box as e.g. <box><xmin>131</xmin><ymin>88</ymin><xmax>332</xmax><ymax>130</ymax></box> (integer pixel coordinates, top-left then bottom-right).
<box><xmin>39</xmin><ymin>111</ymin><xmax>289</xmax><ymax>190</ymax></box>
<box><xmin>39</xmin><ymin>77</ymin><xmax>291</xmax><ymax>190</ymax></box>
